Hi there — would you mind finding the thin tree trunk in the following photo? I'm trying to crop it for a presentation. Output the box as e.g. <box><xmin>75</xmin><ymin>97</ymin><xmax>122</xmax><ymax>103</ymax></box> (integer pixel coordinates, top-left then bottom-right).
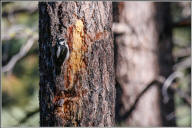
<box><xmin>155</xmin><ymin>3</ymin><xmax>176</xmax><ymax>126</ymax></box>
<box><xmin>114</xmin><ymin>2</ymin><xmax>175</xmax><ymax>126</ymax></box>
<box><xmin>39</xmin><ymin>2</ymin><xmax>115</xmax><ymax>126</ymax></box>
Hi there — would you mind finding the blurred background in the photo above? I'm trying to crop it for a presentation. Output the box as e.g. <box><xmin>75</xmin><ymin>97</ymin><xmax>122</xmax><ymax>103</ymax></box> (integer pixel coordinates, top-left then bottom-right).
<box><xmin>2</xmin><ymin>2</ymin><xmax>39</xmax><ymax>126</ymax></box>
<box><xmin>171</xmin><ymin>2</ymin><xmax>191</xmax><ymax>126</ymax></box>
<box><xmin>1</xmin><ymin>1</ymin><xmax>191</xmax><ymax>127</ymax></box>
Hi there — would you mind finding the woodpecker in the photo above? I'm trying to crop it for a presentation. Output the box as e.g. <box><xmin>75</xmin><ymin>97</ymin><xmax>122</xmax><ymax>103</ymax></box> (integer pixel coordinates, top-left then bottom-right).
<box><xmin>54</xmin><ymin>38</ymin><xmax>69</xmax><ymax>74</ymax></box>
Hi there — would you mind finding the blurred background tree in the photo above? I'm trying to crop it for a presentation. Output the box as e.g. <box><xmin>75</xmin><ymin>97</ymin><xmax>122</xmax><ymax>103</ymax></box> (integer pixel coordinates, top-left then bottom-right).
<box><xmin>1</xmin><ymin>1</ymin><xmax>191</xmax><ymax>127</ymax></box>
<box><xmin>113</xmin><ymin>2</ymin><xmax>191</xmax><ymax>127</ymax></box>
<box><xmin>114</xmin><ymin>2</ymin><xmax>175</xmax><ymax>126</ymax></box>
<box><xmin>2</xmin><ymin>2</ymin><xmax>39</xmax><ymax>126</ymax></box>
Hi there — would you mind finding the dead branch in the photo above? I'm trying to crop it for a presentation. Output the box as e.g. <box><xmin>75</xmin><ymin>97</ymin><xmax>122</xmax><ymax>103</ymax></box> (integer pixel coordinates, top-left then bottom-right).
<box><xmin>162</xmin><ymin>71</ymin><xmax>183</xmax><ymax>103</ymax></box>
<box><xmin>2</xmin><ymin>34</ymin><xmax>38</xmax><ymax>73</ymax></box>
<box><xmin>2</xmin><ymin>25</ymin><xmax>25</xmax><ymax>40</ymax></box>
<box><xmin>2</xmin><ymin>5</ymin><xmax>38</xmax><ymax>17</ymax></box>
<box><xmin>112</xmin><ymin>23</ymin><xmax>132</xmax><ymax>34</ymax></box>
<box><xmin>119</xmin><ymin>77</ymin><xmax>164</xmax><ymax>121</ymax></box>
<box><xmin>173</xmin><ymin>47</ymin><xmax>191</xmax><ymax>58</ymax></box>
<box><xmin>119</xmin><ymin>74</ymin><xmax>191</xmax><ymax>120</ymax></box>
<box><xmin>18</xmin><ymin>108</ymin><xmax>39</xmax><ymax>125</ymax></box>
<box><xmin>174</xmin><ymin>56</ymin><xmax>191</xmax><ymax>70</ymax></box>
<box><xmin>2</xmin><ymin>25</ymin><xmax>37</xmax><ymax>40</ymax></box>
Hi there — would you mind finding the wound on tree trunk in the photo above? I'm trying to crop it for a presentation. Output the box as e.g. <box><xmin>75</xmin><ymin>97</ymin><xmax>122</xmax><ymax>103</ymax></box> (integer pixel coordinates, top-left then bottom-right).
<box><xmin>39</xmin><ymin>2</ymin><xmax>115</xmax><ymax>127</ymax></box>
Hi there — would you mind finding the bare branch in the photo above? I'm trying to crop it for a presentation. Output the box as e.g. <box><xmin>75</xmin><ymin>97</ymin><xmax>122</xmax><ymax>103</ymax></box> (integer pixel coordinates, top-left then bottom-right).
<box><xmin>2</xmin><ymin>3</ymin><xmax>38</xmax><ymax>18</ymax></box>
<box><xmin>112</xmin><ymin>23</ymin><xmax>132</xmax><ymax>34</ymax></box>
<box><xmin>120</xmin><ymin>74</ymin><xmax>191</xmax><ymax>120</ymax></box>
<box><xmin>162</xmin><ymin>71</ymin><xmax>183</xmax><ymax>104</ymax></box>
<box><xmin>174</xmin><ymin>56</ymin><xmax>191</xmax><ymax>70</ymax></box>
<box><xmin>173</xmin><ymin>47</ymin><xmax>191</xmax><ymax>58</ymax></box>
<box><xmin>2</xmin><ymin>25</ymin><xmax>25</xmax><ymax>40</ymax></box>
<box><xmin>160</xmin><ymin>71</ymin><xmax>190</xmax><ymax>106</ymax></box>
<box><xmin>2</xmin><ymin>34</ymin><xmax>38</xmax><ymax>73</ymax></box>
<box><xmin>18</xmin><ymin>108</ymin><xmax>39</xmax><ymax>125</ymax></box>
<box><xmin>119</xmin><ymin>78</ymin><xmax>163</xmax><ymax>120</ymax></box>
<box><xmin>2</xmin><ymin>25</ymin><xmax>36</xmax><ymax>40</ymax></box>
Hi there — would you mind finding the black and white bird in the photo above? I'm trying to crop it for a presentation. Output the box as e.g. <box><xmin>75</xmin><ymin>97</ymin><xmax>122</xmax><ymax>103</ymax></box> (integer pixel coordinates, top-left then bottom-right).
<box><xmin>54</xmin><ymin>38</ymin><xmax>69</xmax><ymax>74</ymax></box>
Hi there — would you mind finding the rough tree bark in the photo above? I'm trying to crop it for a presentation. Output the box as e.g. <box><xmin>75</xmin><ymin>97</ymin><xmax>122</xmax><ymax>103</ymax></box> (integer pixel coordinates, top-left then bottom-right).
<box><xmin>113</xmin><ymin>2</ymin><xmax>175</xmax><ymax>126</ymax></box>
<box><xmin>39</xmin><ymin>2</ymin><xmax>115</xmax><ymax>127</ymax></box>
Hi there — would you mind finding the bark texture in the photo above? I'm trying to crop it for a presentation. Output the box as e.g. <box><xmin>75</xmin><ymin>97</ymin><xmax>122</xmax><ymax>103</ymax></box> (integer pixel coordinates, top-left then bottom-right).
<box><xmin>39</xmin><ymin>2</ymin><xmax>115</xmax><ymax>126</ymax></box>
<box><xmin>114</xmin><ymin>2</ymin><xmax>175</xmax><ymax>126</ymax></box>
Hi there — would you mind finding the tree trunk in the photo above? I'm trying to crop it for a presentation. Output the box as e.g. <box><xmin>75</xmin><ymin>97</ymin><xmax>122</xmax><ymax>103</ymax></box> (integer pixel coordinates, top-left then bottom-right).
<box><xmin>155</xmin><ymin>3</ymin><xmax>176</xmax><ymax>126</ymax></box>
<box><xmin>39</xmin><ymin>2</ymin><xmax>115</xmax><ymax>127</ymax></box>
<box><xmin>114</xmin><ymin>2</ymin><xmax>175</xmax><ymax>126</ymax></box>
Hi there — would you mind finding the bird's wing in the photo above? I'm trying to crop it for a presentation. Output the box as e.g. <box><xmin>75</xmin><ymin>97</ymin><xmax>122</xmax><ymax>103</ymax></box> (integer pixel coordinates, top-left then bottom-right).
<box><xmin>56</xmin><ymin>46</ymin><xmax>61</xmax><ymax>58</ymax></box>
